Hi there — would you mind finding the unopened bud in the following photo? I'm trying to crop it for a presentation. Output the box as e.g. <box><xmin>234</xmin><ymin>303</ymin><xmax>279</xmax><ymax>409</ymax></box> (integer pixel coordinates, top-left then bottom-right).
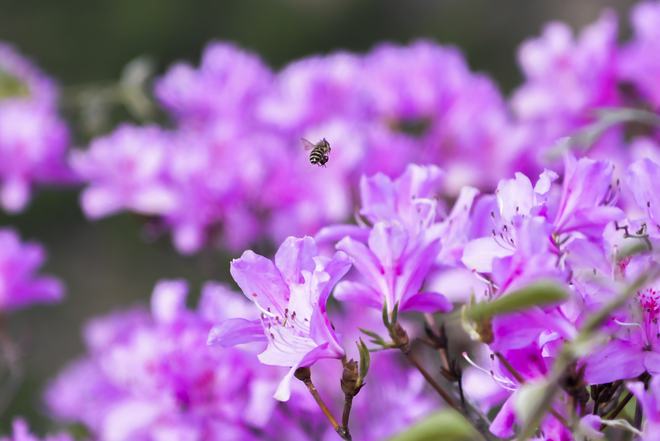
<box><xmin>391</xmin><ymin>322</ymin><xmax>410</xmax><ymax>352</ymax></box>
<box><xmin>475</xmin><ymin>318</ymin><xmax>493</xmax><ymax>344</ymax></box>
<box><xmin>341</xmin><ymin>359</ymin><xmax>359</xmax><ymax>396</ymax></box>
<box><xmin>294</xmin><ymin>367</ymin><xmax>312</xmax><ymax>383</ymax></box>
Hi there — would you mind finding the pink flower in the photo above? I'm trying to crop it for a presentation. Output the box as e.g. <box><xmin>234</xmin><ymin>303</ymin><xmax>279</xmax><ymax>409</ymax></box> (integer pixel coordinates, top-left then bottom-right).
<box><xmin>0</xmin><ymin>42</ymin><xmax>71</xmax><ymax>213</ymax></box>
<box><xmin>620</xmin><ymin>2</ymin><xmax>660</xmax><ymax>110</ymax></box>
<box><xmin>46</xmin><ymin>280</ymin><xmax>283</xmax><ymax>440</ymax></box>
<box><xmin>0</xmin><ymin>228</ymin><xmax>63</xmax><ymax>311</ymax></box>
<box><xmin>584</xmin><ymin>281</ymin><xmax>660</xmax><ymax>385</ymax></box>
<box><xmin>512</xmin><ymin>11</ymin><xmax>619</xmax><ymax>132</ymax></box>
<box><xmin>212</xmin><ymin>236</ymin><xmax>351</xmax><ymax>401</ymax></box>
<box><xmin>72</xmin><ymin>125</ymin><xmax>176</xmax><ymax>219</ymax></box>
<box><xmin>155</xmin><ymin>42</ymin><xmax>272</xmax><ymax>124</ymax></box>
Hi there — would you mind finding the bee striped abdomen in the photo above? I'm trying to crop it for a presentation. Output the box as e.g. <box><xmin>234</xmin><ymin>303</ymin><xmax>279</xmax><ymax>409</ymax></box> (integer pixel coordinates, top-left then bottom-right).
<box><xmin>309</xmin><ymin>148</ymin><xmax>328</xmax><ymax>166</ymax></box>
<box><xmin>303</xmin><ymin>137</ymin><xmax>331</xmax><ymax>167</ymax></box>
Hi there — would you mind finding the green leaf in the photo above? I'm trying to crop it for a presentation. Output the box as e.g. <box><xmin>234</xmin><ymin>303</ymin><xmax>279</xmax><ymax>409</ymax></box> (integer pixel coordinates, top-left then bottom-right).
<box><xmin>514</xmin><ymin>380</ymin><xmax>551</xmax><ymax>431</ymax></box>
<box><xmin>389</xmin><ymin>410</ymin><xmax>481</xmax><ymax>441</ymax></box>
<box><xmin>466</xmin><ymin>281</ymin><xmax>568</xmax><ymax>322</ymax></box>
<box><xmin>359</xmin><ymin>328</ymin><xmax>385</xmax><ymax>344</ymax></box>
<box><xmin>357</xmin><ymin>338</ymin><xmax>370</xmax><ymax>381</ymax></box>
<box><xmin>382</xmin><ymin>302</ymin><xmax>391</xmax><ymax>328</ymax></box>
<box><xmin>616</xmin><ymin>239</ymin><xmax>652</xmax><ymax>261</ymax></box>
<box><xmin>391</xmin><ymin>302</ymin><xmax>400</xmax><ymax>326</ymax></box>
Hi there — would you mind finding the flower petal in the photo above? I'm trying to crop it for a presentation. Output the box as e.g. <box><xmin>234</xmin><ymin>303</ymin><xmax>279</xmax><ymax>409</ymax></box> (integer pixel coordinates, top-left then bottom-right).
<box><xmin>150</xmin><ymin>279</ymin><xmax>188</xmax><ymax>324</ymax></box>
<box><xmin>584</xmin><ymin>339</ymin><xmax>645</xmax><ymax>384</ymax></box>
<box><xmin>462</xmin><ymin>237</ymin><xmax>514</xmax><ymax>273</ymax></box>
<box><xmin>274</xmin><ymin>236</ymin><xmax>317</xmax><ymax>286</ymax></box>
<box><xmin>230</xmin><ymin>250</ymin><xmax>289</xmax><ymax>315</ymax></box>
<box><xmin>399</xmin><ymin>291</ymin><xmax>452</xmax><ymax>313</ymax></box>
<box><xmin>207</xmin><ymin>318</ymin><xmax>266</xmax><ymax>347</ymax></box>
<box><xmin>334</xmin><ymin>281</ymin><xmax>382</xmax><ymax>309</ymax></box>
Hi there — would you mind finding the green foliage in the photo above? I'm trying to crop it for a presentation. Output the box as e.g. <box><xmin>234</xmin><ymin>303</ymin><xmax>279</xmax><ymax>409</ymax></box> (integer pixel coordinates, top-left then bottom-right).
<box><xmin>389</xmin><ymin>410</ymin><xmax>481</xmax><ymax>441</ymax></box>
<box><xmin>465</xmin><ymin>281</ymin><xmax>568</xmax><ymax>322</ymax></box>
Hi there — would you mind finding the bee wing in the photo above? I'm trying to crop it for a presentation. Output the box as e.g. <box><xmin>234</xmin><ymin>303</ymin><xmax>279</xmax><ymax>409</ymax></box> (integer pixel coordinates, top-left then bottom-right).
<box><xmin>301</xmin><ymin>138</ymin><xmax>315</xmax><ymax>151</ymax></box>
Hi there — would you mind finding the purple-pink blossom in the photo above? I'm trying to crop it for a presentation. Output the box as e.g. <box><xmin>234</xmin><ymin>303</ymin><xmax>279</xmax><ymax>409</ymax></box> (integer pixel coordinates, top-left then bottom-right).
<box><xmin>46</xmin><ymin>280</ymin><xmax>286</xmax><ymax>441</ymax></box>
<box><xmin>0</xmin><ymin>42</ymin><xmax>71</xmax><ymax>213</ymax></box>
<box><xmin>212</xmin><ymin>236</ymin><xmax>350</xmax><ymax>401</ymax></box>
<box><xmin>0</xmin><ymin>228</ymin><xmax>63</xmax><ymax>311</ymax></box>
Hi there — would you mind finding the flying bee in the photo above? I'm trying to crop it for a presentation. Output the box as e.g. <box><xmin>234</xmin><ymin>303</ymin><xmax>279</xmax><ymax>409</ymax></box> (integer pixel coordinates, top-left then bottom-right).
<box><xmin>302</xmin><ymin>138</ymin><xmax>331</xmax><ymax>167</ymax></box>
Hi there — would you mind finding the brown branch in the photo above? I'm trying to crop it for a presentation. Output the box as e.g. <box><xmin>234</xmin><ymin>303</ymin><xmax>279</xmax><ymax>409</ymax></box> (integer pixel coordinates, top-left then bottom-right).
<box><xmin>295</xmin><ymin>368</ymin><xmax>349</xmax><ymax>440</ymax></box>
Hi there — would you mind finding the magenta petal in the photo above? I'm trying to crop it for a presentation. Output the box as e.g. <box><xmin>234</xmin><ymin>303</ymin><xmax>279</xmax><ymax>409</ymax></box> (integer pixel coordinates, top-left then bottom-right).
<box><xmin>272</xmin><ymin>343</ymin><xmax>331</xmax><ymax>402</ymax></box>
<box><xmin>368</xmin><ymin>222</ymin><xmax>408</xmax><ymax>269</ymax></box>
<box><xmin>314</xmin><ymin>224</ymin><xmax>369</xmax><ymax>245</ymax></box>
<box><xmin>496</xmin><ymin>172</ymin><xmax>535</xmax><ymax>221</ymax></box>
<box><xmin>399</xmin><ymin>291</ymin><xmax>452</xmax><ymax>313</ymax></box>
<box><xmin>336</xmin><ymin>236</ymin><xmax>384</xmax><ymax>291</ymax></box>
<box><xmin>15</xmin><ymin>277</ymin><xmax>64</xmax><ymax>308</ymax></box>
<box><xmin>462</xmin><ymin>237</ymin><xmax>514</xmax><ymax>273</ymax></box>
<box><xmin>150</xmin><ymin>279</ymin><xmax>188</xmax><ymax>324</ymax></box>
<box><xmin>584</xmin><ymin>339</ymin><xmax>645</xmax><ymax>384</ymax></box>
<box><xmin>274</xmin><ymin>236</ymin><xmax>317</xmax><ymax>285</ymax></box>
<box><xmin>397</xmin><ymin>237</ymin><xmax>442</xmax><ymax>307</ymax></box>
<box><xmin>207</xmin><ymin>318</ymin><xmax>266</xmax><ymax>347</ymax></box>
<box><xmin>334</xmin><ymin>281</ymin><xmax>382</xmax><ymax>309</ymax></box>
<box><xmin>490</xmin><ymin>394</ymin><xmax>517</xmax><ymax>438</ymax></box>
<box><xmin>309</xmin><ymin>308</ymin><xmax>344</xmax><ymax>358</ymax></box>
<box><xmin>628</xmin><ymin>158</ymin><xmax>660</xmax><ymax>224</ymax></box>
<box><xmin>360</xmin><ymin>172</ymin><xmax>396</xmax><ymax>221</ymax></box>
<box><xmin>317</xmin><ymin>251</ymin><xmax>352</xmax><ymax>305</ymax></box>
<box><xmin>644</xmin><ymin>351</ymin><xmax>660</xmax><ymax>376</ymax></box>
<box><xmin>80</xmin><ymin>186</ymin><xmax>123</xmax><ymax>219</ymax></box>
<box><xmin>230</xmin><ymin>250</ymin><xmax>289</xmax><ymax>315</ymax></box>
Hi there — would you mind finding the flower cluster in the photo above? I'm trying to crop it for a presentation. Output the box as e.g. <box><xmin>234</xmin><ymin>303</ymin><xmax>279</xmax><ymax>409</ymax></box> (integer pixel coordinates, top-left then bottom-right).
<box><xmin>74</xmin><ymin>40</ymin><xmax>513</xmax><ymax>254</ymax></box>
<box><xmin>0</xmin><ymin>42</ymin><xmax>70</xmax><ymax>213</ymax></box>
<box><xmin>2</xmin><ymin>3</ymin><xmax>660</xmax><ymax>441</ymax></box>
<box><xmin>73</xmin><ymin>4</ymin><xmax>660</xmax><ymax>255</ymax></box>
<box><xmin>207</xmin><ymin>150</ymin><xmax>657</xmax><ymax>440</ymax></box>
<box><xmin>46</xmin><ymin>279</ymin><xmax>435</xmax><ymax>441</ymax></box>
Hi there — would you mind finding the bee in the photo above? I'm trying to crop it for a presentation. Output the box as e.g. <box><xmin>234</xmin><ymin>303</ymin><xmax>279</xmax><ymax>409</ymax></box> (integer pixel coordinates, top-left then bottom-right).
<box><xmin>302</xmin><ymin>138</ymin><xmax>331</xmax><ymax>167</ymax></box>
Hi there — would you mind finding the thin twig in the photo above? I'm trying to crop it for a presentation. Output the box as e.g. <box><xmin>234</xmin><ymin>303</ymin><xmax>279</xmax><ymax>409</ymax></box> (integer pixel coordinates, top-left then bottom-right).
<box><xmin>342</xmin><ymin>394</ymin><xmax>354</xmax><ymax>437</ymax></box>
<box><xmin>604</xmin><ymin>392</ymin><xmax>634</xmax><ymax>422</ymax></box>
<box><xmin>295</xmin><ymin>368</ymin><xmax>349</xmax><ymax>440</ymax></box>
<box><xmin>403</xmin><ymin>349</ymin><xmax>460</xmax><ymax>410</ymax></box>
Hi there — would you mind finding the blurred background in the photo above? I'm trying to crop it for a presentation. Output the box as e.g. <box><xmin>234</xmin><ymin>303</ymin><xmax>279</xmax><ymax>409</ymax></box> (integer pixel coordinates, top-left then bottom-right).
<box><xmin>0</xmin><ymin>0</ymin><xmax>637</xmax><ymax>432</ymax></box>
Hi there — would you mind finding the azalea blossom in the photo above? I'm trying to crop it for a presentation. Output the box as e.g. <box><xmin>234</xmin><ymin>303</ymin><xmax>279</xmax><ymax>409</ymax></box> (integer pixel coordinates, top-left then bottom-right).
<box><xmin>210</xmin><ymin>236</ymin><xmax>351</xmax><ymax>401</ymax></box>
<box><xmin>331</xmin><ymin>165</ymin><xmax>452</xmax><ymax>314</ymax></box>
<box><xmin>46</xmin><ymin>280</ymin><xmax>301</xmax><ymax>441</ymax></box>
<box><xmin>0</xmin><ymin>42</ymin><xmax>70</xmax><ymax>212</ymax></box>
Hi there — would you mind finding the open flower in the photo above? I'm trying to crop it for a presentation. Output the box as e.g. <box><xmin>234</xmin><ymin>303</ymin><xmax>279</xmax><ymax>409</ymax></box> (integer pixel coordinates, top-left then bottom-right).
<box><xmin>0</xmin><ymin>42</ymin><xmax>71</xmax><ymax>213</ymax></box>
<box><xmin>335</xmin><ymin>219</ymin><xmax>450</xmax><ymax>314</ymax></box>
<box><xmin>210</xmin><ymin>236</ymin><xmax>351</xmax><ymax>401</ymax></box>
<box><xmin>584</xmin><ymin>279</ymin><xmax>660</xmax><ymax>384</ymax></box>
<box><xmin>46</xmin><ymin>280</ymin><xmax>282</xmax><ymax>441</ymax></box>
